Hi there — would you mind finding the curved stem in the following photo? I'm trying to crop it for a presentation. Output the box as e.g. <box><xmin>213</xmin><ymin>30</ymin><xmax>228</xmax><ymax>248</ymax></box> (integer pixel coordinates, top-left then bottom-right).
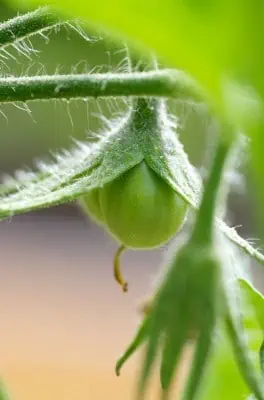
<box><xmin>0</xmin><ymin>7</ymin><xmax>59</xmax><ymax>49</ymax></box>
<box><xmin>0</xmin><ymin>69</ymin><xmax>204</xmax><ymax>103</ymax></box>
<box><xmin>113</xmin><ymin>245</ymin><xmax>128</xmax><ymax>292</ymax></box>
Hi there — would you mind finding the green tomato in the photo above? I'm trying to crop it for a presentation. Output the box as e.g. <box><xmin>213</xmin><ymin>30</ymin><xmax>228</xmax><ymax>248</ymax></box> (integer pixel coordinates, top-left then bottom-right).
<box><xmin>79</xmin><ymin>188</ymin><xmax>105</xmax><ymax>225</ymax></box>
<box><xmin>82</xmin><ymin>161</ymin><xmax>187</xmax><ymax>249</ymax></box>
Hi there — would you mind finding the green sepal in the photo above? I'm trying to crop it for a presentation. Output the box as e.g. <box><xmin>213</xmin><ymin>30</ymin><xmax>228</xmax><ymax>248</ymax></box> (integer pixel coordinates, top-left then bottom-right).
<box><xmin>135</xmin><ymin>98</ymin><xmax>201</xmax><ymax>206</ymax></box>
<box><xmin>115</xmin><ymin>316</ymin><xmax>149</xmax><ymax>377</ymax></box>
<box><xmin>115</xmin><ymin>237</ymin><xmax>221</xmax><ymax>399</ymax></box>
<box><xmin>0</xmin><ymin>110</ymin><xmax>144</xmax><ymax>218</ymax></box>
<box><xmin>157</xmin><ymin>242</ymin><xmax>220</xmax><ymax>398</ymax></box>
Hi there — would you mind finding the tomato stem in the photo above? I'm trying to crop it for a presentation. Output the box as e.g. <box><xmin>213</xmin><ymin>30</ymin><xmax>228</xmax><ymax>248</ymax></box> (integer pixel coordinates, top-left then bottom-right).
<box><xmin>113</xmin><ymin>245</ymin><xmax>128</xmax><ymax>292</ymax></box>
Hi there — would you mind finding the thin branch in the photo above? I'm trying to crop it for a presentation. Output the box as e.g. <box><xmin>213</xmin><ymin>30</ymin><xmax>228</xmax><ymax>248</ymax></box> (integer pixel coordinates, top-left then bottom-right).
<box><xmin>0</xmin><ymin>7</ymin><xmax>59</xmax><ymax>49</ymax></box>
<box><xmin>192</xmin><ymin>128</ymin><xmax>235</xmax><ymax>245</ymax></box>
<box><xmin>0</xmin><ymin>69</ymin><xmax>205</xmax><ymax>103</ymax></box>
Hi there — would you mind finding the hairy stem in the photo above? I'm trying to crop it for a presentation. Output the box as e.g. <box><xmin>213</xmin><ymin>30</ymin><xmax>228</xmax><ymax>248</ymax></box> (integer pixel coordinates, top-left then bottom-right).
<box><xmin>0</xmin><ymin>69</ymin><xmax>204</xmax><ymax>103</ymax></box>
<box><xmin>0</xmin><ymin>7</ymin><xmax>59</xmax><ymax>49</ymax></box>
<box><xmin>192</xmin><ymin>129</ymin><xmax>235</xmax><ymax>245</ymax></box>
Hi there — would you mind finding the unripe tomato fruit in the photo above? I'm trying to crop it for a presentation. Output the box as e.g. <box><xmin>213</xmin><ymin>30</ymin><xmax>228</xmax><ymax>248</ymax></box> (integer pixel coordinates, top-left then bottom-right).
<box><xmin>82</xmin><ymin>161</ymin><xmax>187</xmax><ymax>249</ymax></box>
<box><xmin>80</xmin><ymin>188</ymin><xmax>105</xmax><ymax>225</ymax></box>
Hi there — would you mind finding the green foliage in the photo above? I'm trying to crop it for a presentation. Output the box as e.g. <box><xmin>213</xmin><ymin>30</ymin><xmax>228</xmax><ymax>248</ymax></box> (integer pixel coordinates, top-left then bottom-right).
<box><xmin>240</xmin><ymin>279</ymin><xmax>264</xmax><ymax>331</ymax></box>
<box><xmin>201</xmin><ymin>270</ymin><xmax>264</xmax><ymax>399</ymax></box>
<box><xmin>9</xmin><ymin>0</ymin><xmax>264</xmax><ymax>223</ymax></box>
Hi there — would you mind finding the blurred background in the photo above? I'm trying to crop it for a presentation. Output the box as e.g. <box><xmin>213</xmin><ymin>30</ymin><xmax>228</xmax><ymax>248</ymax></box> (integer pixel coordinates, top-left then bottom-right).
<box><xmin>0</xmin><ymin>2</ymin><xmax>261</xmax><ymax>399</ymax></box>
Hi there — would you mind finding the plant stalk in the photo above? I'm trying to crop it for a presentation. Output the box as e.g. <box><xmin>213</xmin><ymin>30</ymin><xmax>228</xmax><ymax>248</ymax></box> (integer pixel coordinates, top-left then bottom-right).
<box><xmin>0</xmin><ymin>70</ymin><xmax>204</xmax><ymax>103</ymax></box>
<box><xmin>0</xmin><ymin>7</ymin><xmax>59</xmax><ymax>49</ymax></box>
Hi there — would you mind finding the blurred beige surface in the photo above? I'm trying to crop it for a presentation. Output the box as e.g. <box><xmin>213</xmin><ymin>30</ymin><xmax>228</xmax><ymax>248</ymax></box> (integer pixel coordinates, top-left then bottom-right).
<box><xmin>0</xmin><ymin>207</ymin><xmax>256</xmax><ymax>400</ymax></box>
<box><xmin>0</xmin><ymin>210</ymin><xmax>176</xmax><ymax>399</ymax></box>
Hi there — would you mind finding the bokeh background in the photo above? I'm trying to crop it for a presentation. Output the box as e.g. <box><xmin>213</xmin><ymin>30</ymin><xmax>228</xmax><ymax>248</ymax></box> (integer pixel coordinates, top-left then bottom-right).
<box><xmin>0</xmin><ymin>2</ymin><xmax>262</xmax><ymax>399</ymax></box>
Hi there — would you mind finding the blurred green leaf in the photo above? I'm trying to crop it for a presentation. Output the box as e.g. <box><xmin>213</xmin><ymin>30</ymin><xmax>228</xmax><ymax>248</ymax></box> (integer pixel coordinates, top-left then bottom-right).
<box><xmin>201</xmin><ymin>328</ymin><xmax>251</xmax><ymax>399</ymax></box>
<box><xmin>240</xmin><ymin>278</ymin><xmax>264</xmax><ymax>331</ymax></box>
<box><xmin>201</xmin><ymin>278</ymin><xmax>264</xmax><ymax>399</ymax></box>
<box><xmin>0</xmin><ymin>381</ymin><xmax>9</xmax><ymax>400</ymax></box>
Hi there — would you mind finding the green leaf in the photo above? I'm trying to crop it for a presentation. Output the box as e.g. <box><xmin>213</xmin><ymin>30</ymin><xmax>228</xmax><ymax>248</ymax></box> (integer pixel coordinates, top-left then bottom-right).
<box><xmin>0</xmin><ymin>381</ymin><xmax>9</xmax><ymax>400</ymax></box>
<box><xmin>201</xmin><ymin>278</ymin><xmax>264</xmax><ymax>400</ymax></box>
<box><xmin>201</xmin><ymin>327</ymin><xmax>255</xmax><ymax>400</ymax></box>
<box><xmin>239</xmin><ymin>279</ymin><xmax>264</xmax><ymax>331</ymax></box>
<box><xmin>223</xmin><ymin>303</ymin><xmax>264</xmax><ymax>400</ymax></box>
